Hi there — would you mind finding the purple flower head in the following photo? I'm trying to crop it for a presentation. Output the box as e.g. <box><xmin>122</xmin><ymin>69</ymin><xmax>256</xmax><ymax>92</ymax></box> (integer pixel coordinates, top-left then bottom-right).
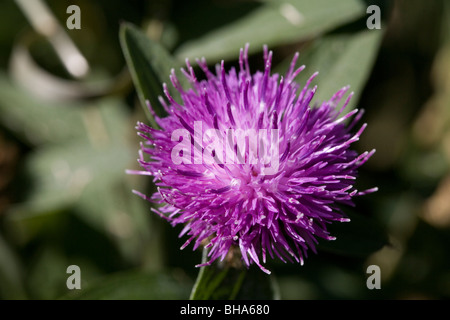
<box><xmin>130</xmin><ymin>45</ymin><xmax>377</xmax><ymax>274</ymax></box>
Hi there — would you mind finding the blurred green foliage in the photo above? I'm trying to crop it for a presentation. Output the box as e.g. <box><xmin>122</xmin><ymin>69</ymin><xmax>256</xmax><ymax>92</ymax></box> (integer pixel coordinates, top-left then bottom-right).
<box><xmin>0</xmin><ymin>0</ymin><xmax>449</xmax><ymax>300</ymax></box>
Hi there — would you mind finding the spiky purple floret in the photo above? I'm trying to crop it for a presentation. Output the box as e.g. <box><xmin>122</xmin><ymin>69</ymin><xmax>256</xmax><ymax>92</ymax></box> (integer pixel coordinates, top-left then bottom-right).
<box><xmin>130</xmin><ymin>45</ymin><xmax>376</xmax><ymax>274</ymax></box>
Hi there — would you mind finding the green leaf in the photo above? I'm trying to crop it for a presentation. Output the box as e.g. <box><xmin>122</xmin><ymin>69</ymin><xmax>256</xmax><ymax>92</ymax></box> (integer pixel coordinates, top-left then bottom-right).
<box><xmin>292</xmin><ymin>29</ymin><xmax>384</xmax><ymax>113</ymax></box>
<box><xmin>119</xmin><ymin>22</ymin><xmax>184</xmax><ymax>127</ymax></box>
<box><xmin>5</xmin><ymin>99</ymin><xmax>131</xmax><ymax>218</ymax></box>
<box><xmin>5</xmin><ymin>137</ymin><xmax>130</xmax><ymax>242</ymax></box>
<box><xmin>175</xmin><ymin>0</ymin><xmax>367</xmax><ymax>62</ymax></box>
<box><xmin>318</xmin><ymin>211</ymin><xmax>389</xmax><ymax>257</ymax></box>
<box><xmin>3</xmin><ymin>94</ymin><xmax>160</xmax><ymax>268</ymax></box>
<box><xmin>62</xmin><ymin>270</ymin><xmax>192</xmax><ymax>300</ymax></box>
<box><xmin>5</xmin><ymin>98</ymin><xmax>159</xmax><ymax>267</ymax></box>
<box><xmin>0</xmin><ymin>73</ymin><xmax>88</xmax><ymax>146</ymax></box>
<box><xmin>190</xmin><ymin>248</ymin><xmax>278</xmax><ymax>300</ymax></box>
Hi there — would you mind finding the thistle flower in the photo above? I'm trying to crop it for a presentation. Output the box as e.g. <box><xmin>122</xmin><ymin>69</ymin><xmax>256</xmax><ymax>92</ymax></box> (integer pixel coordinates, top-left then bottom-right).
<box><xmin>130</xmin><ymin>45</ymin><xmax>377</xmax><ymax>274</ymax></box>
